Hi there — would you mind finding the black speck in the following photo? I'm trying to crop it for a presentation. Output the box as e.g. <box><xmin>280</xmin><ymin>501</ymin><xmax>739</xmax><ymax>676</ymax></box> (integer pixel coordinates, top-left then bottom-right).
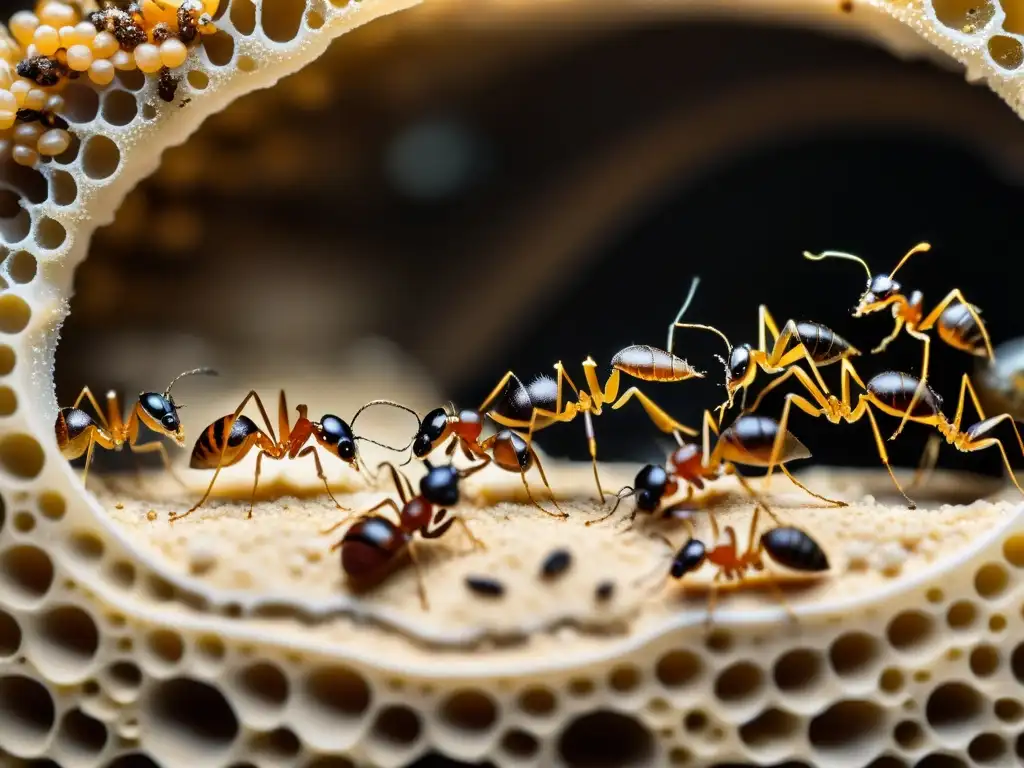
<box><xmin>465</xmin><ymin>575</ymin><xmax>504</xmax><ymax>598</ymax></box>
<box><xmin>595</xmin><ymin>581</ymin><xmax>615</xmax><ymax>602</ymax></box>
<box><xmin>540</xmin><ymin>548</ymin><xmax>572</xmax><ymax>580</ymax></box>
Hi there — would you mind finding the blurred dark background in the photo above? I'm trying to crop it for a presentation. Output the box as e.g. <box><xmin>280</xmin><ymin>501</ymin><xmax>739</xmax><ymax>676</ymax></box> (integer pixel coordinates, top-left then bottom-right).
<box><xmin>53</xmin><ymin>9</ymin><xmax>1024</xmax><ymax>478</ymax></box>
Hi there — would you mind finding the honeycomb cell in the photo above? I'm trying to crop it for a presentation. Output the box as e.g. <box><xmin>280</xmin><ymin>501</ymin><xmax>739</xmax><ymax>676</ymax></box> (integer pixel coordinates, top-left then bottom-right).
<box><xmin>440</xmin><ymin>689</ymin><xmax>499</xmax><ymax>733</ymax></box>
<box><xmin>0</xmin><ymin>295</ymin><xmax>30</xmax><ymax>334</ymax></box>
<box><xmin>808</xmin><ymin>700</ymin><xmax>886</xmax><ymax>757</ymax></box>
<box><xmin>5</xmin><ymin>251</ymin><xmax>35</xmax><ymax>283</ymax></box>
<box><xmin>146</xmin><ymin>677</ymin><xmax>240</xmax><ymax>765</ymax></box>
<box><xmin>67</xmin><ymin>530</ymin><xmax>105</xmax><ymax>562</ymax></box>
<box><xmin>0</xmin><ymin>433</ymin><xmax>44</xmax><ymax>478</ymax></box>
<box><xmin>0</xmin><ymin>609</ymin><xmax>21</xmax><ymax>658</ymax></box>
<box><xmin>886</xmin><ymin>610</ymin><xmax>936</xmax><ymax>652</ymax></box>
<box><xmin>925</xmin><ymin>682</ymin><xmax>984</xmax><ymax>735</ymax></box>
<box><xmin>262</xmin><ymin>0</ymin><xmax>306</xmax><ymax>42</ymax></box>
<box><xmin>146</xmin><ymin>628</ymin><xmax>185</xmax><ymax>666</ymax></box>
<box><xmin>968</xmin><ymin>645</ymin><xmax>999</xmax><ymax>677</ymax></box>
<box><xmin>231</xmin><ymin>0</ymin><xmax>257</xmax><ymax>35</ymax></box>
<box><xmin>714</xmin><ymin>661</ymin><xmax>764</xmax><ymax>704</ymax></box>
<box><xmin>518</xmin><ymin>686</ymin><xmax>557</xmax><ymax>717</ymax></box>
<box><xmin>250</xmin><ymin>727</ymin><xmax>301</xmax><ymax>760</ymax></box>
<box><xmin>931</xmin><ymin>0</ymin><xmax>995</xmax><ymax>33</ymax></box>
<box><xmin>501</xmin><ymin>728</ymin><xmax>539</xmax><ymax>758</ymax></box>
<box><xmin>739</xmin><ymin>706</ymin><xmax>800</xmax><ymax>748</ymax></box>
<box><xmin>0</xmin><ymin>544</ymin><xmax>55</xmax><ymax>603</ymax></box>
<box><xmin>35</xmin><ymin>604</ymin><xmax>100</xmax><ymax>677</ymax></box>
<box><xmin>82</xmin><ymin>135</ymin><xmax>121</xmax><ymax>180</ymax></box>
<box><xmin>773</xmin><ymin>648</ymin><xmax>824</xmax><ymax>693</ymax></box>
<box><xmin>102</xmin><ymin>90</ymin><xmax>139</xmax><ymax>126</ymax></box>
<box><xmin>0</xmin><ymin>345</ymin><xmax>14</xmax><ymax>374</ymax></box>
<box><xmin>988</xmin><ymin>35</ymin><xmax>1024</xmax><ymax>70</ymax></box>
<box><xmin>608</xmin><ymin>665</ymin><xmax>642</xmax><ymax>693</ymax></box>
<box><xmin>56</xmin><ymin>709</ymin><xmax>108</xmax><ymax>759</ymax></box>
<box><xmin>830</xmin><ymin>631</ymin><xmax>881</xmax><ymax>677</ymax></box>
<box><xmin>238</xmin><ymin>661</ymin><xmax>289</xmax><ymax>709</ymax></box>
<box><xmin>879</xmin><ymin>667</ymin><xmax>904</xmax><ymax>694</ymax></box>
<box><xmin>994</xmin><ymin>697</ymin><xmax>1023</xmax><ymax>723</ymax></box>
<box><xmin>893</xmin><ymin>719</ymin><xmax>924</xmax><ymax>750</ymax></box>
<box><xmin>558</xmin><ymin>710</ymin><xmax>654</xmax><ymax>767</ymax></box>
<box><xmin>968</xmin><ymin>733</ymin><xmax>1006</xmax><ymax>763</ymax></box>
<box><xmin>946</xmin><ymin>600</ymin><xmax>976</xmax><ymax>629</ymax></box>
<box><xmin>0</xmin><ymin>675</ymin><xmax>57</xmax><ymax>754</ymax></box>
<box><xmin>49</xmin><ymin>170</ymin><xmax>77</xmax><ymax>206</ymax></box>
<box><xmin>0</xmin><ymin>386</ymin><xmax>17</xmax><ymax>415</ymax></box>
<box><xmin>655</xmin><ymin>649</ymin><xmax>704</xmax><ymax>689</ymax></box>
<box><xmin>973</xmin><ymin>563</ymin><xmax>1009</xmax><ymax>599</ymax></box>
<box><xmin>372</xmin><ymin>705</ymin><xmax>422</xmax><ymax>747</ymax></box>
<box><xmin>1003</xmin><ymin>534</ymin><xmax>1024</xmax><ymax>567</ymax></box>
<box><xmin>35</xmin><ymin>216</ymin><xmax>66</xmax><ymax>250</ymax></box>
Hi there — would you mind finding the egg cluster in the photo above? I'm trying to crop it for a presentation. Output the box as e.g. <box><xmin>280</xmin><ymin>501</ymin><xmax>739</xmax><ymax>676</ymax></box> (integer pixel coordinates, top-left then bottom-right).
<box><xmin>0</xmin><ymin>0</ymin><xmax>218</xmax><ymax>167</ymax></box>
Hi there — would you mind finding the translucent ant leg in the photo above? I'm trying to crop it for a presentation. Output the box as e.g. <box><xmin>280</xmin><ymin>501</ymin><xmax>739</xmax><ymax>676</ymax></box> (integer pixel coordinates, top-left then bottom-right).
<box><xmin>961</xmin><ymin>418</ymin><xmax>1024</xmax><ymax>497</ymax></box>
<box><xmin>780</xmin><ymin>465</ymin><xmax>846</xmax><ymax>507</ymax></box>
<box><xmin>296</xmin><ymin>446</ymin><xmax>350</xmax><ymax>513</ymax></box>
<box><xmin>81</xmin><ymin>432</ymin><xmax>98</xmax><ymax>487</ymax></box>
<box><xmin>129</xmin><ymin>440</ymin><xmax>186</xmax><ymax>488</ymax></box>
<box><xmin>71</xmin><ymin>386</ymin><xmax>115</xmax><ymax>431</ymax></box>
<box><xmin>855</xmin><ymin>398</ymin><xmax>916</xmax><ymax>509</ymax></box>
<box><xmin>916</xmin><ymin>289</ymin><xmax>995</xmax><ymax>363</ymax></box>
<box><xmin>407</xmin><ymin>540</ymin><xmax>429</xmax><ymax>611</ymax></box>
<box><xmin>872</xmin><ymin>316</ymin><xmax>905</xmax><ymax>355</ymax></box>
<box><xmin>455</xmin><ymin>517</ymin><xmax>486</xmax><ymax>550</ymax></box>
<box><xmin>909</xmin><ymin>434</ymin><xmax>941</xmax><ymax>491</ymax></box>
<box><xmin>609</xmin><ymin>387</ymin><xmax>698</xmax><ymax>436</ymax></box>
<box><xmin>528</xmin><ymin>447</ymin><xmax>565</xmax><ymax>517</ymax></box>
<box><xmin>890</xmin><ymin>327</ymin><xmax>932</xmax><ymax>440</ymax></box>
<box><xmin>704</xmin><ymin>570</ymin><xmax>724</xmax><ymax>630</ymax></box>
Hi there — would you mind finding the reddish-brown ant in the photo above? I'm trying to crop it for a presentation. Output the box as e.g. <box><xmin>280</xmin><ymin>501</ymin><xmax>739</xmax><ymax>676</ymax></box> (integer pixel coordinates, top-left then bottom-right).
<box><xmin>674</xmin><ymin>305</ymin><xmax>859</xmax><ymax>421</ymax></box>
<box><xmin>323</xmin><ymin>460</ymin><xmax>486</xmax><ymax>609</ymax></box>
<box><xmin>55</xmin><ymin>367</ymin><xmax>216</xmax><ymax>485</ymax></box>
<box><xmin>591</xmin><ymin>410</ymin><xmax>844</xmax><ymax>528</ymax></box>
<box><xmin>751</xmin><ymin>361</ymin><xmax>1024</xmax><ymax>507</ymax></box>
<box><xmin>172</xmin><ymin>390</ymin><xmax>418</xmax><ymax>522</ymax></box>
<box><xmin>804</xmin><ymin>242</ymin><xmax>994</xmax><ymax>439</ymax></box>
<box><xmin>663</xmin><ymin>511</ymin><xmax>830</xmax><ymax>624</ymax></box>
<box><xmin>479</xmin><ymin>278</ymin><xmax>706</xmax><ymax>501</ymax></box>
<box><xmin>411</xmin><ymin>405</ymin><xmax>565</xmax><ymax>518</ymax></box>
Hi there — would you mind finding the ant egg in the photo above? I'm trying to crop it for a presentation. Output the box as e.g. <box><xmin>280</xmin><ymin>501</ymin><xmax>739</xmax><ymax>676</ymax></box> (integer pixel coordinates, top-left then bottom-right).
<box><xmin>33</xmin><ymin>25</ymin><xmax>60</xmax><ymax>56</ymax></box>
<box><xmin>159</xmin><ymin>39</ymin><xmax>188</xmax><ymax>69</ymax></box>
<box><xmin>10</xmin><ymin>80</ymin><xmax>32</xmax><ymax>106</ymax></box>
<box><xmin>134</xmin><ymin>43</ymin><xmax>163</xmax><ymax>74</ymax></box>
<box><xmin>111</xmin><ymin>50</ymin><xmax>136</xmax><ymax>71</ymax></box>
<box><xmin>66</xmin><ymin>44</ymin><xmax>93</xmax><ymax>72</ymax></box>
<box><xmin>0</xmin><ymin>90</ymin><xmax>16</xmax><ymax>113</ymax></box>
<box><xmin>9</xmin><ymin>12</ymin><xmax>40</xmax><ymax>48</ymax></box>
<box><xmin>12</xmin><ymin>144</ymin><xmax>38</xmax><ymax>167</ymax></box>
<box><xmin>45</xmin><ymin>94</ymin><xmax>64</xmax><ymax>113</ymax></box>
<box><xmin>14</xmin><ymin>122</ymin><xmax>42</xmax><ymax>146</ymax></box>
<box><xmin>23</xmin><ymin>88</ymin><xmax>46</xmax><ymax>110</ymax></box>
<box><xmin>92</xmin><ymin>32</ymin><xmax>119</xmax><ymax>60</ymax></box>
<box><xmin>37</xmin><ymin>128</ymin><xmax>70</xmax><ymax>157</ymax></box>
<box><xmin>38</xmin><ymin>2</ymin><xmax>76</xmax><ymax>30</ymax></box>
<box><xmin>88</xmin><ymin>59</ymin><xmax>115</xmax><ymax>86</ymax></box>
<box><xmin>0</xmin><ymin>111</ymin><xmax>14</xmax><ymax>132</ymax></box>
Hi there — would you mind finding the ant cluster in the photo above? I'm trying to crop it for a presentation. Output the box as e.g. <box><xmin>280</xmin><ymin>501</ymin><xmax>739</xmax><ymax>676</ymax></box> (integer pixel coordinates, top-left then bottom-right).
<box><xmin>0</xmin><ymin>1</ymin><xmax>217</xmax><ymax>165</ymax></box>
<box><xmin>56</xmin><ymin>243</ymin><xmax>1022</xmax><ymax>617</ymax></box>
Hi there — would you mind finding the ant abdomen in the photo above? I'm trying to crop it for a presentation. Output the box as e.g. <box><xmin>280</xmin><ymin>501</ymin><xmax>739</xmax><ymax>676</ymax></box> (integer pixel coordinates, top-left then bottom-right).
<box><xmin>491</xmin><ymin>374</ymin><xmax>557</xmax><ymax>422</ymax></box>
<box><xmin>55</xmin><ymin>409</ymin><xmax>96</xmax><ymax>455</ymax></box>
<box><xmin>794</xmin><ymin>322</ymin><xmax>857</xmax><ymax>365</ymax></box>
<box><xmin>340</xmin><ymin>516</ymin><xmax>408</xmax><ymax>579</ymax></box>
<box><xmin>867</xmin><ymin>372</ymin><xmax>943</xmax><ymax>417</ymax></box>
<box><xmin>611</xmin><ymin>345</ymin><xmax>701</xmax><ymax>382</ymax></box>
<box><xmin>490</xmin><ymin>429</ymin><xmax>533</xmax><ymax>473</ymax></box>
<box><xmin>190</xmin><ymin>414</ymin><xmax>261</xmax><ymax>469</ymax></box>
<box><xmin>761</xmin><ymin>527</ymin><xmax>829</xmax><ymax>572</ymax></box>
<box><xmin>717</xmin><ymin>415</ymin><xmax>811</xmax><ymax>467</ymax></box>
<box><xmin>937</xmin><ymin>302</ymin><xmax>987</xmax><ymax>354</ymax></box>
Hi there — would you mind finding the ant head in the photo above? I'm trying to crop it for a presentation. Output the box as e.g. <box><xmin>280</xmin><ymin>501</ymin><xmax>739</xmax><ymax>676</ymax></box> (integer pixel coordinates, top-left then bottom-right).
<box><xmin>413</xmin><ymin>407</ymin><xmax>450</xmax><ymax>458</ymax></box>
<box><xmin>723</xmin><ymin>344</ymin><xmax>754</xmax><ymax>399</ymax></box>
<box><xmin>316</xmin><ymin>415</ymin><xmax>357</xmax><ymax>463</ymax></box>
<box><xmin>670</xmin><ymin>539</ymin><xmax>706</xmax><ymax>579</ymax></box>
<box><xmin>856</xmin><ymin>274</ymin><xmax>902</xmax><ymax>316</ymax></box>
<box><xmin>137</xmin><ymin>393</ymin><xmax>184</xmax><ymax>444</ymax></box>
<box><xmin>634</xmin><ymin>463</ymin><xmax>669</xmax><ymax>512</ymax></box>
<box><xmin>420</xmin><ymin>463</ymin><xmax>460</xmax><ymax>507</ymax></box>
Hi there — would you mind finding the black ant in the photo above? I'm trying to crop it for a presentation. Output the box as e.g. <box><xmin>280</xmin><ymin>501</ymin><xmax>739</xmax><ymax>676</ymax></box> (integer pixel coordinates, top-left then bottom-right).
<box><xmin>172</xmin><ymin>390</ymin><xmax>419</xmax><ymax>521</ymax></box>
<box><xmin>478</xmin><ymin>278</ymin><xmax>706</xmax><ymax>501</ymax></box>
<box><xmin>411</xmin><ymin>405</ymin><xmax>565</xmax><ymax>518</ymax></box>
<box><xmin>591</xmin><ymin>410</ymin><xmax>845</xmax><ymax>528</ymax></box>
<box><xmin>323</xmin><ymin>460</ymin><xmax>486</xmax><ymax>609</ymax></box>
<box><xmin>804</xmin><ymin>242</ymin><xmax>994</xmax><ymax>440</ymax></box>
<box><xmin>674</xmin><ymin>305</ymin><xmax>859</xmax><ymax>422</ymax></box>
<box><xmin>55</xmin><ymin>367</ymin><xmax>216</xmax><ymax>485</ymax></box>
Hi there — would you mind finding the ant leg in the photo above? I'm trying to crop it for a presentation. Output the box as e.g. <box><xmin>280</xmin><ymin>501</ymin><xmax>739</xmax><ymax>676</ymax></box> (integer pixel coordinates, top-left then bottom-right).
<box><xmin>610</xmin><ymin>387</ymin><xmax>699</xmax><ymax>437</ymax></box>
<box><xmin>454</xmin><ymin>517</ymin><xmax>486</xmax><ymax>550</ymax></box>
<box><xmin>704</xmin><ymin>571</ymin><xmax>723</xmax><ymax>630</ymax></box>
<box><xmin>890</xmin><ymin>327</ymin><xmax>932</xmax><ymax>440</ymax></box>
<box><xmin>80</xmin><ymin>432</ymin><xmax>98</xmax><ymax>488</ymax></box>
<box><xmin>854</xmin><ymin>399</ymin><xmax>916</xmax><ymax>509</ymax></box>
<box><xmin>476</xmin><ymin>371</ymin><xmax>522</xmax><ymax>415</ymax></box>
<box><xmin>71</xmin><ymin>387</ymin><xmax>114</xmax><ymax>431</ymax></box>
<box><xmin>321</xmin><ymin>499</ymin><xmax>401</xmax><ymax>537</ymax></box>
<box><xmin>730</xmin><ymin>469</ymin><xmax>781</xmax><ymax>525</ymax></box>
<box><xmin>519</xmin><ymin>463</ymin><xmax>565</xmax><ymax>519</ymax></box>
<box><xmin>406</xmin><ymin>540</ymin><xmax>429</xmax><ymax>611</ymax></box>
<box><xmin>762</xmin><ymin>393</ymin><xmax>823</xmax><ymax>494</ymax></box>
<box><xmin>746</xmin><ymin>366</ymin><xmax>831</xmax><ymax>417</ymax></box>
<box><xmin>246</xmin><ymin>451</ymin><xmax>267</xmax><ymax>520</ymax></box>
<box><xmin>909</xmin><ymin>434</ymin><xmax>941</xmax><ymax>490</ymax></box>
<box><xmin>129</xmin><ymin>440</ymin><xmax>186</xmax><ymax>488</ymax></box>
<box><xmin>917</xmin><ymin>289</ymin><xmax>995</xmax><ymax>363</ymax></box>
<box><xmin>961</xmin><ymin>420</ymin><xmax>1024</xmax><ymax>497</ymax></box>
<box><xmin>528</xmin><ymin>446</ymin><xmax>565</xmax><ymax>517</ymax></box>
<box><xmin>765</xmin><ymin>572</ymin><xmax>798</xmax><ymax>625</ymax></box>
<box><xmin>780</xmin><ymin>465</ymin><xmax>846</xmax><ymax>507</ymax></box>
<box><xmin>296</xmin><ymin>446</ymin><xmax>351</xmax><ymax>513</ymax></box>
<box><xmin>872</xmin><ymin>316</ymin><xmax>905</xmax><ymax>355</ymax></box>
<box><xmin>583</xmin><ymin>411</ymin><xmax>605</xmax><ymax>503</ymax></box>
<box><xmin>368</xmin><ymin>461</ymin><xmax>412</xmax><ymax>503</ymax></box>
<box><xmin>952</xmin><ymin>373</ymin><xmax>988</xmax><ymax>433</ymax></box>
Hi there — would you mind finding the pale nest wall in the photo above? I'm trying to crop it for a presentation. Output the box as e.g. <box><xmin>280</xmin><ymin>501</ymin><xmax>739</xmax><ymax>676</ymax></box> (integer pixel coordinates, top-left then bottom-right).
<box><xmin>0</xmin><ymin>0</ymin><xmax>1020</xmax><ymax>766</ymax></box>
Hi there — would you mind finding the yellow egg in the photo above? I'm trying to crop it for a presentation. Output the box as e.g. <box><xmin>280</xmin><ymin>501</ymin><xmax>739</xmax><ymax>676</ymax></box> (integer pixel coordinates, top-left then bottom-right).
<box><xmin>9</xmin><ymin>80</ymin><xmax>31</xmax><ymax>106</ymax></box>
<box><xmin>65</xmin><ymin>44</ymin><xmax>93</xmax><ymax>72</ymax></box>
<box><xmin>91</xmin><ymin>31</ymin><xmax>118</xmax><ymax>60</ymax></box>
<box><xmin>32</xmin><ymin>25</ymin><xmax>60</xmax><ymax>57</ymax></box>
<box><xmin>37</xmin><ymin>128</ymin><xmax>70</xmax><ymax>157</ymax></box>
<box><xmin>9</xmin><ymin>12</ymin><xmax>40</xmax><ymax>48</ymax></box>
<box><xmin>23</xmin><ymin>88</ymin><xmax>46</xmax><ymax>110</ymax></box>
<box><xmin>0</xmin><ymin>90</ymin><xmax>16</xmax><ymax>112</ymax></box>
<box><xmin>37</xmin><ymin>2</ymin><xmax>76</xmax><ymax>30</ymax></box>
<box><xmin>88</xmin><ymin>59</ymin><xmax>114</xmax><ymax>86</ymax></box>
<box><xmin>159</xmin><ymin>38</ymin><xmax>187</xmax><ymax>68</ymax></box>
<box><xmin>12</xmin><ymin>145</ymin><xmax>39</xmax><ymax>167</ymax></box>
<box><xmin>0</xmin><ymin>110</ymin><xmax>15</xmax><ymax>131</ymax></box>
<box><xmin>133</xmin><ymin>43</ymin><xmax>163</xmax><ymax>74</ymax></box>
<box><xmin>110</xmin><ymin>50</ymin><xmax>136</xmax><ymax>71</ymax></box>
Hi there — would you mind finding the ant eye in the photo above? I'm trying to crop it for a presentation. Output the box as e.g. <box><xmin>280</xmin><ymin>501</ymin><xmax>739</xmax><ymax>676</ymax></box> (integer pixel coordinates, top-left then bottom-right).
<box><xmin>337</xmin><ymin>440</ymin><xmax>356</xmax><ymax>460</ymax></box>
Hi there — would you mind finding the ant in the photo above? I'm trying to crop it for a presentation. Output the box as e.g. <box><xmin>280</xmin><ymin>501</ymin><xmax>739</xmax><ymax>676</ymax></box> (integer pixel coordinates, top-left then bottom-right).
<box><xmin>675</xmin><ymin>305</ymin><xmax>859</xmax><ymax>422</ymax></box>
<box><xmin>55</xmin><ymin>367</ymin><xmax>216</xmax><ymax>485</ymax></box>
<box><xmin>478</xmin><ymin>278</ymin><xmax>706</xmax><ymax>501</ymax></box>
<box><xmin>323</xmin><ymin>460</ymin><xmax>486</xmax><ymax>610</ymax></box>
<box><xmin>804</xmin><ymin>242</ymin><xmax>994</xmax><ymax>440</ymax></box>
<box><xmin>171</xmin><ymin>390</ymin><xmax>419</xmax><ymax>522</ymax></box>
<box><xmin>747</xmin><ymin>356</ymin><xmax>1024</xmax><ymax>508</ymax></box>
<box><xmin>591</xmin><ymin>410</ymin><xmax>844</xmax><ymax>528</ymax></box>
<box><xmin>412</xmin><ymin>405</ymin><xmax>565</xmax><ymax>518</ymax></box>
<box><xmin>661</xmin><ymin>510</ymin><xmax>830</xmax><ymax>624</ymax></box>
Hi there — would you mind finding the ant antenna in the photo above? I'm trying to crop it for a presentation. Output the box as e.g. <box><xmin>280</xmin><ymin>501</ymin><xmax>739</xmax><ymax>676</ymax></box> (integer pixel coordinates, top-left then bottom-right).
<box><xmin>802</xmin><ymin>249</ymin><xmax>872</xmax><ymax>281</ymax></box>
<box><xmin>350</xmin><ymin>399</ymin><xmax>422</xmax><ymax>454</ymax></box>
<box><xmin>355</xmin><ymin>435</ymin><xmax>415</xmax><ymax>453</ymax></box>
<box><xmin>607</xmin><ymin>485</ymin><xmax>635</xmax><ymax>518</ymax></box>
<box><xmin>887</xmin><ymin>241</ymin><xmax>931</xmax><ymax>279</ymax></box>
<box><xmin>163</xmin><ymin>367</ymin><xmax>218</xmax><ymax>399</ymax></box>
<box><xmin>666</xmin><ymin>276</ymin><xmax>701</xmax><ymax>356</ymax></box>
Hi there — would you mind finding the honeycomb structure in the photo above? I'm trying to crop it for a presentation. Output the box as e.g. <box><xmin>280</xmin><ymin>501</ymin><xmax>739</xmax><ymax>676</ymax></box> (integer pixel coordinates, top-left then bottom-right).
<box><xmin>0</xmin><ymin>0</ymin><xmax>1021</xmax><ymax>766</ymax></box>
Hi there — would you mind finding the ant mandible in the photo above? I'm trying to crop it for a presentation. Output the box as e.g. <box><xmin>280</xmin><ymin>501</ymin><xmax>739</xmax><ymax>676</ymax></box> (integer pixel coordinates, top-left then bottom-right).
<box><xmin>674</xmin><ymin>304</ymin><xmax>859</xmax><ymax>422</ymax></box>
<box><xmin>412</xmin><ymin>406</ymin><xmax>565</xmax><ymax>518</ymax></box>
<box><xmin>804</xmin><ymin>242</ymin><xmax>994</xmax><ymax>440</ymax></box>
<box><xmin>591</xmin><ymin>409</ymin><xmax>844</xmax><ymax>528</ymax></box>
<box><xmin>323</xmin><ymin>460</ymin><xmax>486</xmax><ymax>610</ymax></box>
<box><xmin>171</xmin><ymin>390</ymin><xmax>419</xmax><ymax>522</ymax></box>
<box><xmin>663</xmin><ymin>510</ymin><xmax>830</xmax><ymax>624</ymax></box>
<box><xmin>55</xmin><ymin>367</ymin><xmax>217</xmax><ymax>485</ymax></box>
<box><xmin>477</xmin><ymin>278</ymin><xmax>706</xmax><ymax>502</ymax></box>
